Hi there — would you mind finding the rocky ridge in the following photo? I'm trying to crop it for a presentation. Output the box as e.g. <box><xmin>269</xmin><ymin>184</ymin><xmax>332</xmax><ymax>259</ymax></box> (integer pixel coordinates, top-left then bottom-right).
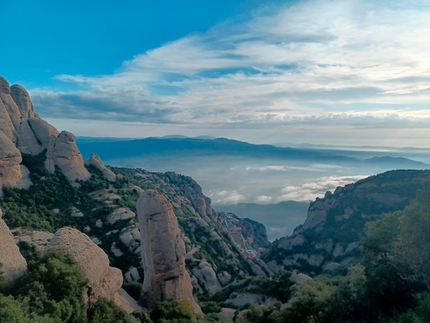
<box><xmin>264</xmin><ymin>169</ymin><xmax>430</xmax><ymax>274</ymax></box>
<box><xmin>0</xmin><ymin>75</ymin><xmax>273</xmax><ymax>315</ymax></box>
<box><xmin>0</xmin><ymin>76</ymin><xmax>91</xmax><ymax>190</ymax></box>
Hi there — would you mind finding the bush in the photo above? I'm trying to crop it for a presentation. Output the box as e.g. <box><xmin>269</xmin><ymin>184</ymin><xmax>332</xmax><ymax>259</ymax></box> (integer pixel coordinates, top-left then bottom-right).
<box><xmin>87</xmin><ymin>297</ymin><xmax>140</xmax><ymax>323</ymax></box>
<box><xmin>0</xmin><ymin>294</ymin><xmax>29</xmax><ymax>323</ymax></box>
<box><xmin>15</xmin><ymin>249</ymin><xmax>88</xmax><ymax>323</ymax></box>
<box><xmin>150</xmin><ymin>300</ymin><xmax>197</xmax><ymax>323</ymax></box>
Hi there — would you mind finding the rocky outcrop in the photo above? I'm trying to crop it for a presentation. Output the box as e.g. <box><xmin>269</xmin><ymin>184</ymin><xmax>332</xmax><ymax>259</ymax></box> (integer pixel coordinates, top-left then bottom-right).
<box><xmin>137</xmin><ymin>190</ymin><xmax>203</xmax><ymax>316</ymax></box>
<box><xmin>87</xmin><ymin>153</ymin><xmax>116</xmax><ymax>182</ymax></box>
<box><xmin>0</xmin><ymin>209</ymin><xmax>27</xmax><ymax>287</ymax></box>
<box><xmin>10</xmin><ymin>85</ymin><xmax>36</xmax><ymax>119</ymax></box>
<box><xmin>45</xmin><ymin>131</ymin><xmax>91</xmax><ymax>181</ymax></box>
<box><xmin>264</xmin><ymin>169</ymin><xmax>430</xmax><ymax>274</ymax></box>
<box><xmin>163</xmin><ymin>172</ymin><xmax>216</xmax><ymax>222</ymax></box>
<box><xmin>0</xmin><ymin>76</ymin><xmax>92</xmax><ymax>183</ymax></box>
<box><xmin>45</xmin><ymin>227</ymin><xmax>136</xmax><ymax>312</ymax></box>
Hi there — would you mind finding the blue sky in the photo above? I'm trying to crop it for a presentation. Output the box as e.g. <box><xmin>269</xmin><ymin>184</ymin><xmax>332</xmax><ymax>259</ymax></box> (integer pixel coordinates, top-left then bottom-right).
<box><xmin>2</xmin><ymin>0</ymin><xmax>430</xmax><ymax>147</ymax></box>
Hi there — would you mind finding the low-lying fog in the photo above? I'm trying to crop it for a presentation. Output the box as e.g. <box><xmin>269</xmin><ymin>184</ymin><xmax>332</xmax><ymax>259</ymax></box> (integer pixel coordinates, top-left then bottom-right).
<box><xmin>102</xmin><ymin>154</ymin><xmax>427</xmax><ymax>241</ymax></box>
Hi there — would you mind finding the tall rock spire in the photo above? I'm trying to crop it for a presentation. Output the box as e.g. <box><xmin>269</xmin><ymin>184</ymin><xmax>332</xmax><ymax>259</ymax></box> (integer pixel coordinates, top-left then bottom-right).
<box><xmin>137</xmin><ymin>189</ymin><xmax>203</xmax><ymax>316</ymax></box>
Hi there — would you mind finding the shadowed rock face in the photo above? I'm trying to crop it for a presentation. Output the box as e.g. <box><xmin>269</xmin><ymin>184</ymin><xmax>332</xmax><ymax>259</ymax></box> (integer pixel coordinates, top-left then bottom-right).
<box><xmin>137</xmin><ymin>189</ymin><xmax>203</xmax><ymax>316</ymax></box>
<box><xmin>0</xmin><ymin>209</ymin><xmax>27</xmax><ymax>287</ymax></box>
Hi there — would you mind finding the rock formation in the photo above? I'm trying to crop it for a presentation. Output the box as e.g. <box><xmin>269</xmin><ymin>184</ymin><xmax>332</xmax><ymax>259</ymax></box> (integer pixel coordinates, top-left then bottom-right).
<box><xmin>137</xmin><ymin>189</ymin><xmax>203</xmax><ymax>316</ymax></box>
<box><xmin>45</xmin><ymin>131</ymin><xmax>90</xmax><ymax>181</ymax></box>
<box><xmin>0</xmin><ymin>75</ymin><xmax>91</xmax><ymax>185</ymax></box>
<box><xmin>87</xmin><ymin>153</ymin><xmax>116</xmax><ymax>182</ymax></box>
<box><xmin>0</xmin><ymin>209</ymin><xmax>27</xmax><ymax>287</ymax></box>
<box><xmin>45</xmin><ymin>227</ymin><xmax>139</xmax><ymax>313</ymax></box>
<box><xmin>163</xmin><ymin>172</ymin><xmax>216</xmax><ymax>222</ymax></box>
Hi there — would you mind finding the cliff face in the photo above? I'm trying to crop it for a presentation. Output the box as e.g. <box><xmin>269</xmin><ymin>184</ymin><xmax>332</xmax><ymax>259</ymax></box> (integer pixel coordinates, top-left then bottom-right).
<box><xmin>0</xmin><ymin>76</ymin><xmax>90</xmax><ymax>189</ymax></box>
<box><xmin>137</xmin><ymin>190</ymin><xmax>202</xmax><ymax>315</ymax></box>
<box><xmin>264</xmin><ymin>169</ymin><xmax>430</xmax><ymax>274</ymax></box>
<box><xmin>0</xmin><ymin>209</ymin><xmax>27</xmax><ymax>287</ymax></box>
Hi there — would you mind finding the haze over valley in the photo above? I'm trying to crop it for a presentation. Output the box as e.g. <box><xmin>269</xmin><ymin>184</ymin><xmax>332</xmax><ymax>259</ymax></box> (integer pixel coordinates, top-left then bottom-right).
<box><xmin>77</xmin><ymin>136</ymin><xmax>429</xmax><ymax>240</ymax></box>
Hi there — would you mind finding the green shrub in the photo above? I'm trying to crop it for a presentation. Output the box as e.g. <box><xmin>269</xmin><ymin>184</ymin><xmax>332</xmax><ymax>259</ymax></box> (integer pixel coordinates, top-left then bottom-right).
<box><xmin>15</xmin><ymin>249</ymin><xmax>88</xmax><ymax>323</ymax></box>
<box><xmin>87</xmin><ymin>297</ymin><xmax>140</xmax><ymax>323</ymax></box>
<box><xmin>150</xmin><ymin>300</ymin><xmax>197</xmax><ymax>323</ymax></box>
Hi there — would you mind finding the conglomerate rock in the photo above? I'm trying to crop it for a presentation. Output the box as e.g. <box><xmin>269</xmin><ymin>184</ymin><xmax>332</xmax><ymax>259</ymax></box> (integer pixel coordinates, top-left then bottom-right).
<box><xmin>0</xmin><ymin>209</ymin><xmax>27</xmax><ymax>287</ymax></box>
<box><xmin>137</xmin><ymin>189</ymin><xmax>203</xmax><ymax>316</ymax></box>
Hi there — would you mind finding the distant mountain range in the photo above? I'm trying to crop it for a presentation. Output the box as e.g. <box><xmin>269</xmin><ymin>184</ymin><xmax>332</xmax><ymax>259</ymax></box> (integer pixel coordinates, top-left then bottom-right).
<box><xmin>76</xmin><ymin>137</ymin><xmax>429</xmax><ymax>169</ymax></box>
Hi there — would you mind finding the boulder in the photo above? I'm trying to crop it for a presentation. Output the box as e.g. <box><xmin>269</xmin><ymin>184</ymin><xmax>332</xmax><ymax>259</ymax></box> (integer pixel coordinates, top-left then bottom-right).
<box><xmin>45</xmin><ymin>227</ymin><xmax>125</xmax><ymax>306</ymax></box>
<box><xmin>137</xmin><ymin>190</ymin><xmax>202</xmax><ymax>316</ymax></box>
<box><xmin>0</xmin><ymin>209</ymin><xmax>27</xmax><ymax>287</ymax></box>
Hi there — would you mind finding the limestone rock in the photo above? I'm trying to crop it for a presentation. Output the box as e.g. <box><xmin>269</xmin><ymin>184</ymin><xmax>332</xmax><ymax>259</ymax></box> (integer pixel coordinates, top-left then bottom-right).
<box><xmin>137</xmin><ymin>190</ymin><xmax>202</xmax><ymax>316</ymax></box>
<box><xmin>45</xmin><ymin>227</ymin><xmax>123</xmax><ymax>304</ymax></box>
<box><xmin>0</xmin><ymin>209</ymin><xmax>27</xmax><ymax>287</ymax></box>
<box><xmin>46</xmin><ymin>131</ymin><xmax>91</xmax><ymax>181</ymax></box>
<box><xmin>88</xmin><ymin>153</ymin><xmax>116</xmax><ymax>182</ymax></box>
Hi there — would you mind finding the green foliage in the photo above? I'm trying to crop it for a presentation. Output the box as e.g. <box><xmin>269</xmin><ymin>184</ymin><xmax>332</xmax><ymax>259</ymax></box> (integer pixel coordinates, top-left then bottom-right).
<box><xmin>0</xmin><ymin>294</ymin><xmax>29</xmax><ymax>323</ymax></box>
<box><xmin>17</xmin><ymin>241</ymin><xmax>39</xmax><ymax>262</ymax></box>
<box><xmin>87</xmin><ymin>297</ymin><xmax>140</xmax><ymax>323</ymax></box>
<box><xmin>199</xmin><ymin>301</ymin><xmax>221</xmax><ymax>314</ymax></box>
<box><xmin>0</xmin><ymin>167</ymin><xmax>92</xmax><ymax>231</ymax></box>
<box><xmin>277</xmin><ymin>265</ymin><xmax>368</xmax><ymax>323</ymax></box>
<box><xmin>150</xmin><ymin>300</ymin><xmax>197</xmax><ymax>323</ymax></box>
<box><xmin>15</xmin><ymin>249</ymin><xmax>88</xmax><ymax>323</ymax></box>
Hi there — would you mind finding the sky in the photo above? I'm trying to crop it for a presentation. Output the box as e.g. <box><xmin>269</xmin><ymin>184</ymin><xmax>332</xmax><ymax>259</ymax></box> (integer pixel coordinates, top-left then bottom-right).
<box><xmin>1</xmin><ymin>0</ymin><xmax>430</xmax><ymax>147</ymax></box>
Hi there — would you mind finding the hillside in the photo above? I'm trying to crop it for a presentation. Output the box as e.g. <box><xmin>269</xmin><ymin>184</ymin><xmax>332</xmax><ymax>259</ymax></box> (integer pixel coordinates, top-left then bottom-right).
<box><xmin>264</xmin><ymin>169</ymin><xmax>430</xmax><ymax>274</ymax></box>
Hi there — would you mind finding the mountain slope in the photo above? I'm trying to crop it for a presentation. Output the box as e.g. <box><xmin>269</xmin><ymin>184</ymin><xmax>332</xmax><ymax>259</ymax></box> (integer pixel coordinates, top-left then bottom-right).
<box><xmin>263</xmin><ymin>169</ymin><xmax>430</xmax><ymax>274</ymax></box>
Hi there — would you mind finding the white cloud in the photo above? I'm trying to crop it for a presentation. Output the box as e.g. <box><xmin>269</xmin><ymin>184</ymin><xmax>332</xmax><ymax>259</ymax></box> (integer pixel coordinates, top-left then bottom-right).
<box><xmin>30</xmin><ymin>0</ymin><xmax>430</xmax><ymax>145</ymax></box>
<box><xmin>277</xmin><ymin>175</ymin><xmax>368</xmax><ymax>201</ymax></box>
<box><xmin>209</xmin><ymin>190</ymin><xmax>246</xmax><ymax>205</ymax></box>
